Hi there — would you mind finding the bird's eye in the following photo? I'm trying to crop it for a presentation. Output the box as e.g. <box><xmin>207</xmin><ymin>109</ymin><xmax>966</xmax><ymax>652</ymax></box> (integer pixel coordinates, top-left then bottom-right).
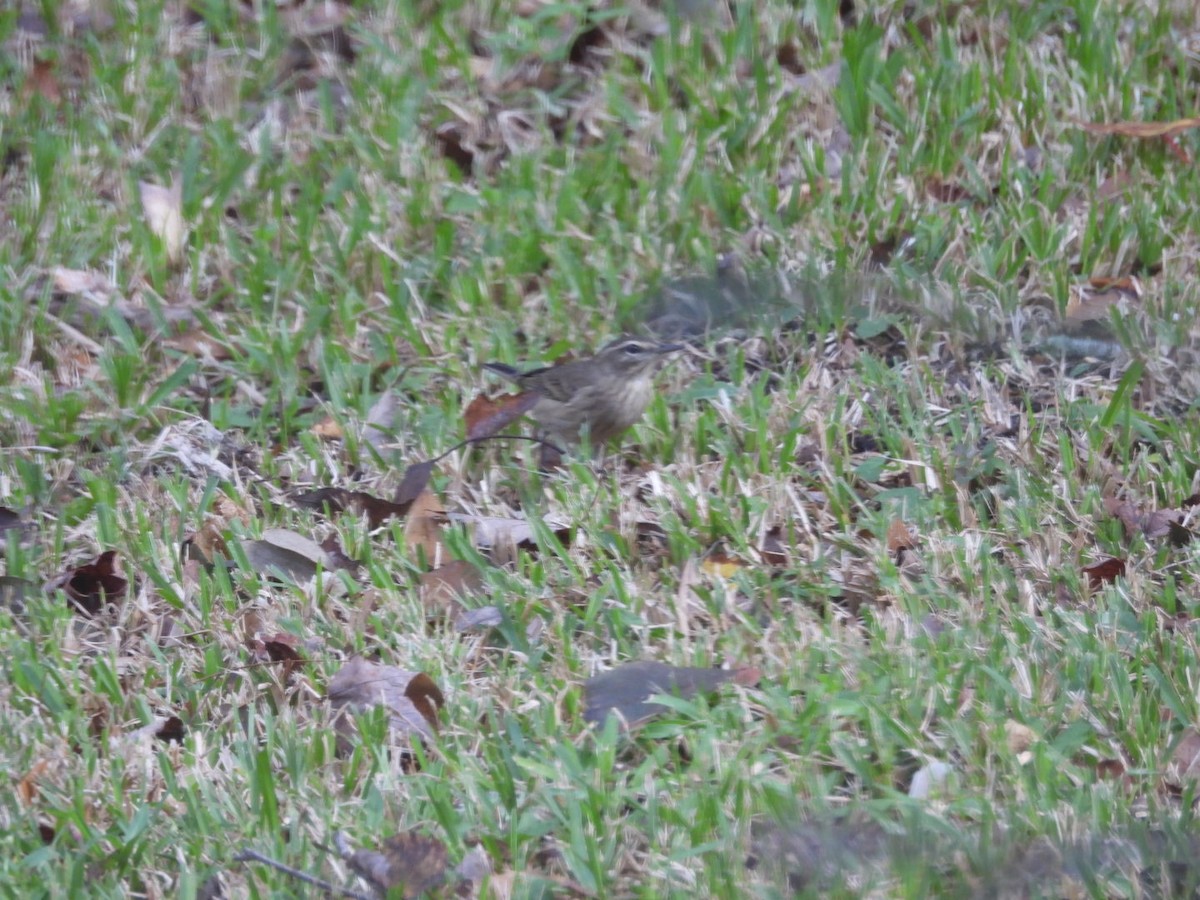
<box><xmin>622</xmin><ymin>343</ymin><xmax>642</xmax><ymax>354</ymax></box>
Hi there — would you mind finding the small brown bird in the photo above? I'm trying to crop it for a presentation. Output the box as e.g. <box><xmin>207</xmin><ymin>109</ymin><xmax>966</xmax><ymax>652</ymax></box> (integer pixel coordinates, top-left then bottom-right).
<box><xmin>484</xmin><ymin>336</ymin><xmax>683</xmax><ymax>447</ymax></box>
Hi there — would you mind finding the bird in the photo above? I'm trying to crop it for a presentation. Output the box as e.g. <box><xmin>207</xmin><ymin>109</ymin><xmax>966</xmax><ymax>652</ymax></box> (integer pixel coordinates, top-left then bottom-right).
<box><xmin>483</xmin><ymin>336</ymin><xmax>683</xmax><ymax>447</ymax></box>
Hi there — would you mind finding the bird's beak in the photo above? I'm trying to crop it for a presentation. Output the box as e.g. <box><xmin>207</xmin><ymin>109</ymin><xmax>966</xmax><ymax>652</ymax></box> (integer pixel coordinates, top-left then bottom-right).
<box><xmin>655</xmin><ymin>343</ymin><xmax>684</xmax><ymax>353</ymax></box>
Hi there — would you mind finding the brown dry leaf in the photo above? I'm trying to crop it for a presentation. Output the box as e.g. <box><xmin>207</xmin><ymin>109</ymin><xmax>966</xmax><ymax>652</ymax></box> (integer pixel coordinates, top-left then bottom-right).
<box><xmin>319</xmin><ymin>534</ymin><xmax>360</xmax><ymax>573</ymax></box>
<box><xmin>311</xmin><ymin>415</ymin><xmax>344</xmax><ymax>440</ymax></box>
<box><xmin>464</xmin><ymin>391</ymin><xmax>541</xmax><ymax>440</ymax></box>
<box><xmin>404</xmin><ymin>489</ymin><xmax>448</xmax><ymax>569</ymax></box>
<box><xmin>23</xmin><ymin>58</ymin><xmax>62</xmax><ymax>104</ymax></box>
<box><xmin>1073</xmin><ymin>116</ymin><xmax>1200</xmax><ymax>139</ymax></box>
<box><xmin>776</xmin><ymin>40</ymin><xmax>804</xmax><ymax>75</ymax></box>
<box><xmin>1104</xmin><ymin>495</ymin><xmax>1144</xmax><ymax>536</ymax></box>
<box><xmin>420</xmin><ymin>559</ymin><xmax>486</xmax><ymax>618</ymax></box>
<box><xmin>885</xmin><ymin>518</ymin><xmax>918</xmax><ymax>555</ymax></box>
<box><xmin>1103</xmin><ymin>495</ymin><xmax>1189</xmax><ymax>544</ymax></box>
<box><xmin>435</xmin><ymin>121</ymin><xmax>475</xmax><ymax>177</ymax></box>
<box><xmin>583</xmin><ymin>660</ymin><xmax>758</xmax><ymax>729</ymax></box>
<box><xmin>328</xmin><ymin>656</ymin><xmax>444</xmax><ymax>744</ymax></box>
<box><xmin>394</xmin><ymin>459</ymin><xmax>435</xmax><ymax>508</ymax></box>
<box><xmin>760</xmin><ymin>526</ymin><xmax>788</xmax><ymax>567</ymax></box>
<box><xmin>139</xmin><ymin>173</ymin><xmax>186</xmax><ymax>266</ymax></box>
<box><xmin>46</xmin><ymin>550</ymin><xmax>128</xmax><ymax>616</ymax></box>
<box><xmin>123</xmin><ymin>715</ymin><xmax>187</xmax><ymax>745</ymax></box>
<box><xmin>155</xmin><ymin>716</ymin><xmax>186</xmax><ymax>743</ymax></box>
<box><xmin>1166</xmin><ymin>728</ymin><xmax>1200</xmax><ymax>788</ymax></box>
<box><xmin>181</xmin><ymin>521</ymin><xmax>230</xmax><ymax>567</ymax></box>
<box><xmin>344</xmin><ymin>831</ymin><xmax>449</xmax><ymax>898</ymax></box>
<box><xmin>17</xmin><ymin>759</ymin><xmax>51</xmax><ymax>807</ymax></box>
<box><xmin>213</xmin><ymin>495</ymin><xmax>252</xmax><ymax>525</ymax></box>
<box><xmin>293</xmin><ymin>486</ymin><xmax>411</xmax><ymax>528</ymax></box>
<box><xmin>250</xmin><ymin>632</ymin><xmax>305</xmax><ymax>682</ymax></box>
<box><xmin>1082</xmin><ymin>557</ymin><xmax>1126</xmax><ymax>590</ymax></box>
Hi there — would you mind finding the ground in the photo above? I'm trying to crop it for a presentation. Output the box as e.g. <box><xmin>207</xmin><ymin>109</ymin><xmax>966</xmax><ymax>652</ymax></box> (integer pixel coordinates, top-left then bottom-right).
<box><xmin>2</xmin><ymin>0</ymin><xmax>1200</xmax><ymax>897</ymax></box>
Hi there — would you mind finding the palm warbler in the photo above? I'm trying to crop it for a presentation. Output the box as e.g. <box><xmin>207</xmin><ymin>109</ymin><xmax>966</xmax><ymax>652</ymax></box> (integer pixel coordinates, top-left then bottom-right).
<box><xmin>484</xmin><ymin>337</ymin><xmax>683</xmax><ymax>446</ymax></box>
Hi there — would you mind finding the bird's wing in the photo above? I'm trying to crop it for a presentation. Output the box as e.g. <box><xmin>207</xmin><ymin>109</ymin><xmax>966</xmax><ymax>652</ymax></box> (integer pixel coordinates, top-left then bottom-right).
<box><xmin>523</xmin><ymin>366</ymin><xmax>586</xmax><ymax>402</ymax></box>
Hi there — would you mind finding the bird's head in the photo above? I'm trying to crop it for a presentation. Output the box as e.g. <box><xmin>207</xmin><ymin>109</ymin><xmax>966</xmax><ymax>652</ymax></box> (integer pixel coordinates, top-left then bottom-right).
<box><xmin>597</xmin><ymin>337</ymin><xmax>684</xmax><ymax>378</ymax></box>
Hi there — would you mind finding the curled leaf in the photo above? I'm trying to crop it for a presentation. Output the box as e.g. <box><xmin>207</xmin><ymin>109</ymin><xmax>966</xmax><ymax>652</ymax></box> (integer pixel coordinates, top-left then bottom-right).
<box><xmin>47</xmin><ymin>550</ymin><xmax>128</xmax><ymax>616</ymax></box>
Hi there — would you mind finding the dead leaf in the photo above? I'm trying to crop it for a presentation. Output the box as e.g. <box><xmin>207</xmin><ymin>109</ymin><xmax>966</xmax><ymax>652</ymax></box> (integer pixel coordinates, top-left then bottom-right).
<box><xmin>464</xmin><ymin>391</ymin><xmax>541</xmax><ymax>441</ymax></box>
<box><xmin>364</xmin><ymin>391</ymin><xmax>400</xmax><ymax>458</ymax></box>
<box><xmin>342</xmin><ymin>831</ymin><xmax>449</xmax><ymax>898</ymax></box>
<box><xmin>328</xmin><ymin>656</ymin><xmax>444</xmax><ymax>744</ymax></box>
<box><xmin>420</xmin><ymin>559</ymin><xmax>485</xmax><ymax>618</ymax></box>
<box><xmin>1072</xmin><ymin>116</ymin><xmax>1200</xmax><ymax>139</ymax></box>
<box><xmin>181</xmin><ymin>521</ymin><xmax>230</xmax><ymax>567</ymax></box>
<box><xmin>319</xmin><ymin>534</ymin><xmax>360</xmax><ymax>573</ymax></box>
<box><xmin>241</xmin><ymin>528</ymin><xmax>329</xmax><ymax>582</ymax></box>
<box><xmin>250</xmin><ymin>632</ymin><xmax>305</xmax><ymax>682</ymax></box>
<box><xmin>394</xmin><ymin>459</ymin><xmax>435</xmax><ymax>508</ymax></box>
<box><xmin>293</xmin><ymin>487</ymin><xmax>411</xmax><ymax>528</ymax></box>
<box><xmin>404</xmin><ymin>489</ymin><xmax>448</xmax><ymax>569</ymax></box>
<box><xmin>17</xmin><ymin>759</ymin><xmax>51</xmax><ymax>807</ymax></box>
<box><xmin>125</xmin><ymin>715</ymin><xmax>187</xmax><ymax>745</ymax></box>
<box><xmin>1082</xmin><ymin>557</ymin><xmax>1126</xmax><ymax>591</ymax></box>
<box><xmin>583</xmin><ymin>660</ymin><xmax>758</xmax><ymax>729</ymax></box>
<box><xmin>1103</xmin><ymin>495</ymin><xmax>1189</xmax><ymax>543</ymax></box>
<box><xmin>155</xmin><ymin>716</ymin><xmax>186</xmax><ymax>743</ymax></box>
<box><xmin>139</xmin><ymin>173</ymin><xmax>186</xmax><ymax>265</ymax></box>
<box><xmin>435</xmin><ymin>122</ymin><xmax>475</xmax><ymax>176</ymax></box>
<box><xmin>46</xmin><ymin>550</ymin><xmax>128</xmax><ymax>615</ymax></box>
<box><xmin>760</xmin><ymin>526</ymin><xmax>788</xmax><ymax>567</ymax></box>
<box><xmin>311</xmin><ymin>415</ymin><xmax>345</xmax><ymax>440</ymax></box>
<box><xmin>886</xmin><ymin>518</ymin><xmax>918</xmax><ymax>555</ymax></box>
<box><xmin>23</xmin><ymin>58</ymin><xmax>62</xmax><ymax>104</ymax></box>
<box><xmin>776</xmin><ymin>40</ymin><xmax>804</xmax><ymax>75</ymax></box>
<box><xmin>1166</xmin><ymin>728</ymin><xmax>1200</xmax><ymax>788</ymax></box>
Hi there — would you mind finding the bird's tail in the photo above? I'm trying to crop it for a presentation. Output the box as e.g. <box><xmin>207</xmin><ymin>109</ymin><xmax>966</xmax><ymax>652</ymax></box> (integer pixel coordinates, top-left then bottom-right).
<box><xmin>482</xmin><ymin>362</ymin><xmax>523</xmax><ymax>382</ymax></box>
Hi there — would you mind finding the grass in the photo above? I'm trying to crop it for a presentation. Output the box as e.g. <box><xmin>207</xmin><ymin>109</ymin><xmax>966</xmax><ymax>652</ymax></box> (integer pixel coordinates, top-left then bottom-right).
<box><xmin>4</xmin><ymin>0</ymin><xmax>1200</xmax><ymax>896</ymax></box>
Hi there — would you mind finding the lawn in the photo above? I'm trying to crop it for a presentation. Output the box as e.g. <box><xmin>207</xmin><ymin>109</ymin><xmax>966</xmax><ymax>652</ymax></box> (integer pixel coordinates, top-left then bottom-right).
<box><xmin>3</xmin><ymin>0</ymin><xmax>1200</xmax><ymax>897</ymax></box>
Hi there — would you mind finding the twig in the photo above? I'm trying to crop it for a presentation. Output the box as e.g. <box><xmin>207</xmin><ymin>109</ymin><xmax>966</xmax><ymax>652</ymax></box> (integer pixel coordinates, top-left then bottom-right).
<box><xmin>233</xmin><ymin>848</ymin><xmax>375</xmax><ymax>900</ymax></box>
